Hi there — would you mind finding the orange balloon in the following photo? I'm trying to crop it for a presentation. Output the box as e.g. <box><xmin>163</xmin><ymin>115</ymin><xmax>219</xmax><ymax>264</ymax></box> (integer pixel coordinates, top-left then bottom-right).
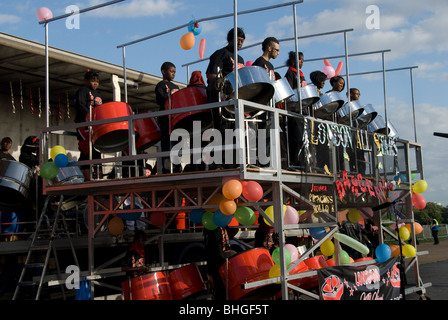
<box><xmin>388</xmin><ymin>244</ymin><xmax>400</xmax><ymax>257</ymax></box>
<box><xmin>405</xmin><ymin>222</ymin><xmax>423</xmax><ymax>235</ymax></box>
<box><xmin>222</xmin><ymin>179</ymin><xmax>243</xmax><ymax>200</ymax></box>
<box><xmin>180</xmin><ymin>32</ymin><xmax>195</xmax><ymax>50</ymax></box>
<box><xmin>108</xmin><ymin>216</ymin><xmax>124</xmax><ymax>236</ymax></box>
<box><xmin>206</xmin><ymin>193</ymin><xmax>224</xmax><ymax>211</ymax></box>
<box><xmin>219</xmin><ymin>198</ymin><xmax>237</xmax><ymax>215</ymax></box>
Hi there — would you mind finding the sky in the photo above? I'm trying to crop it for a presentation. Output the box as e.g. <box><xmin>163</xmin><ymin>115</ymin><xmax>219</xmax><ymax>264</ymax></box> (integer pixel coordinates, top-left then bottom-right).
<box><xmin>1</xmin><ymin>0</ymin><xmax>448</xmax><ymax>206</ymax></box>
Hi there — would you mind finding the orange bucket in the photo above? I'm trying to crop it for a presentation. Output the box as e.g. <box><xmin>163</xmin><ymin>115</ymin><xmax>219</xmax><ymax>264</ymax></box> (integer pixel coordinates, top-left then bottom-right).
<box><xmin>134</xmin><ymin>111</ymin><xmax>161</xmax><ymax>151</ymax></box>
<box><xmin>121</xmin><ymin>271</ymin><xmax>172</xmax><ymax>300</ymax></box>
<box><xmin>169</xmin><ymin>264</ymin><xmax>207</xmax><ymax>300</ymax></box>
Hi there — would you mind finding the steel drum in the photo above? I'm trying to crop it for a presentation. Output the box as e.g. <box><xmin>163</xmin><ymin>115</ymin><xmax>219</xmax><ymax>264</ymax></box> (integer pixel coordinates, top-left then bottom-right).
<box><xmin>134</xmin><ymin>111</ymin><xmax>161</xmax><ymax>151</ymax></box>
<box><xmin>48</xmin><ymin>166</ymin><xmax>84</xmax><ymax>186</ymax></box>
<box><xmin>367</xmin><ymin>115</ymin><xmax>399</xmax><ymax>137</ymax></box>
<box><xmin>356</xmin><ymin>104</ymin><xmax>378</xmax><ymax>129</ymax></box>
<box><xmin>337</xmin><ymin>100</ymin><xmax>364</xmax><ymax>125</ymax></box>
<box><xmin>272</xmin><ymin>78</ymin><xmax>295</xmax><ymax>105</ymax></box>
<box><xmin>166</xmin><ymin>86</ymin><xmax>212</xmax><ymax>132</ymax></box>
<box><xmin>168</xmin><ymin>264</ymin><xmax>207</xmax><ymax>300</ymax></box>
<box><xmin>90</xmin><ymin>101</ymin><xmax>138</xmax><ymax>153</ymax></box>
<box><xmin>224</xmin><ymin>66</ymin><xmax>275</xmax><ymax>105</ymax></box>
<box><xmin>312</xmin><ymin>91</ymin><xmax>344</xmax><ymax>118</ymax></box>
<box><xmin>286</xmin><ymin>84</ymin><xmax>320</xmax><ymax>112</ymax></box>
<box><xmin>121</xmin><ymin>271</ymin><xmax>172</xmax><ymax>300</ymax></box>
<box><xmin>0</xmin><ymin>160</ymin><xmax>33</xmax><ymax>210</ymax></box>
<box><xmin>219</xmin><ymin>248</ymin><xmax>280</xmax><ymax>300</ymax></box>
<box><xmin>290</xmin><ymin>255</ymin><xmax>328</xmax><ymax>290</ymax></box>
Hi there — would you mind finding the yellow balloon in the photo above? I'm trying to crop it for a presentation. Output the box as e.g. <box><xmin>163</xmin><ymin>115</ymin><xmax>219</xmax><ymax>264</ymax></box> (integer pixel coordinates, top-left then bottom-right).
<box><xmin>50</xmin><ymin>145</ymin><xmax>66</xmax><ymax>160</ymax></box>
<box><xmin>412</xmin><ymin>180</ymin><xmax>427</xmax><ymax>194</ymax></box>
<box><xmin>108</xmin><ymin>216</ymin><xmax>124</xmax><ymax>236</ymax></box>
<box><xmin>268</xmin><ymin>265</ymin><xmax>281</xmax><ymax>284</ymax></box>
<box><xmin>402</xmin><ymin>244</ymin><xmax>416</xmax><ymax>258</ymax></box>
<box><xmin>347</xmin><ymin>208</ymin><xmax>361</xmax><ymax>223</ymax></box>
<box><xmin>398</xmin><ymin>226</ymin><xmax>410</xmax><ymax>241</ymax></box>
<box><xmin>320</xmin><ymin>239</ymin><xmax>335</xmax><ymax>256</ymax></box>
<box><xmin>263</xmin><ymin>205</ymin><xmax>286</xmax><ymax>226</ymax></box>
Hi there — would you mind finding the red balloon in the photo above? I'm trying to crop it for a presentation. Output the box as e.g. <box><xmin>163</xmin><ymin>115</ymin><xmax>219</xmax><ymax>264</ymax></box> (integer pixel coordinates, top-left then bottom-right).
<box><xmin>412</xmin><ymin>192</ymin><xmax>426</xmax><ymax>210</ymax></box>
<box><xmin>199</xmin><ymin>38</ymin><xmax>206</xmax><ymax>59</ymax></box>
<box><xmin>242</xmin><ymin>181</ymin><xmax>263</xmax><ymax>202</ymax></box>
<box><xmin>150</xmin><ymin>211</ymin><xmax>166</xmax><ymax>227</ymax></box>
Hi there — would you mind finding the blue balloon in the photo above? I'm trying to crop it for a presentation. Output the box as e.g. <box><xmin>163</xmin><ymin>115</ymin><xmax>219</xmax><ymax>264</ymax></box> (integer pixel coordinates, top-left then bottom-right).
<box><xmin>119</xmin><ymin>205</ymin><xmax>143</xmax><ymax>221</ymax></box>
<box><xmin>189</xmin><ymin>209</ymin><xmax>205</xmax><ymax>224</ymax></box>
<box><xmin>187</xmin><ymin>20</ymin><xmax>202</xmax><ymax>36</ymax></box>
<box><xmin>212</xmin><ymin>209</ymin><xmax>233</xmax><ymax>227</ymax></box>
<box><xmin>375</xmin><ymin>244</ymin><xmax>392</xmax><ymax>263</ymax></box>
<box><xmin>309</xmin><ymin>227</ymin><xmax>326</xmax><ymax>240</ymax></box>
<box><xmin>54</xmin><ymin>153</ymin><xmax>68</xmax><ymax>168</ymax></box>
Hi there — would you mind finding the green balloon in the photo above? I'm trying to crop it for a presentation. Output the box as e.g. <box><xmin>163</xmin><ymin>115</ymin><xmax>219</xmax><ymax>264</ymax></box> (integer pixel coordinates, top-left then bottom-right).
<box><xmin>40</xmin><ymin>161</ymin><xmax>59</xmax><ymax>179</ymax></box>
<box><xmin>234</xmin><ymin>206</ymin><xmax>256</xmax><ymax>225</ymax></box>
<box><xmin>333</xmin><ymin>249</ymin><xmax>350</xmax><ymax>265</ymax></box>
<box><xmin>272</xmin><ymin>247</ymin><xmax>291</xmax><ymax>266</ymax></box>
<box><xmin>202</xmin><ymin>211</ymin><xmax>217</xmax><ymax>230</ymax></box>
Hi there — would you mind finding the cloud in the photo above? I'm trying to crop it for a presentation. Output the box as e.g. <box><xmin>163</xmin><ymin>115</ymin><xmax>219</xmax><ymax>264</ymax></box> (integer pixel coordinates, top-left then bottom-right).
<box><xmin>0</xmin><ymin>14</ymin><xmax>21</xmax><ymax>25</ymax></box>
<box><xmin>86</xmin><ymin>0</ymin><xmax>185</xmax><ymax>18</ymax></box>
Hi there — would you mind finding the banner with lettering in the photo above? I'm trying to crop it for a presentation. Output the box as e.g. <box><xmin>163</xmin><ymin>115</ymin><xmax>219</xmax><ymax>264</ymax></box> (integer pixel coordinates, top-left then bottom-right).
<box><xmin>317</xmin><ymin>257</ymin><xmax>402</xmax><ymax>300</ymax></box>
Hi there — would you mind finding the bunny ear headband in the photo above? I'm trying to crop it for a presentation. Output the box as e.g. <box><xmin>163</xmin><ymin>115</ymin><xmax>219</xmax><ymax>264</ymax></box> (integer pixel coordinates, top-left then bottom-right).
<box><xmin>322</xmin><ymin>59</ymin><xmax>344</xmax><ymax>79</ymax></box>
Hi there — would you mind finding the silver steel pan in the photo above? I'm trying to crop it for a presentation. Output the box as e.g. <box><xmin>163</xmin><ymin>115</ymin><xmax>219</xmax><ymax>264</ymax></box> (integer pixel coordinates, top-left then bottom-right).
<box><xmin>312</xmin><ymin>91</ymin><xmax>344</xmax><ymax>118</ymax></box>
<box><xmin>337</xmin><ymin>100</ymin><xmax>364</xmax><ymax>125</ymax></box>
<box><xmin>367</xmin><ymin>115</ymin><xmax>399</xmax><ymax>137</ymax></box>
<box><xmin>224</xmin><ymin>66</ymin><xmax>275</xmax><ymax>105</ymax></box>
<box><xmin>272</xmin><ymin>78</ymin><xmax>294</xmax><ymax>105</ymax></box>
<box><xmin>286</xmin><ymin>84</ymin><xmax>320</xmax><ymax>108</ymax></box>
<box><xmin>356</xmin><ymin>104</ymin><xmax>378</xmax><ymax>129</ymax></box>
<box><xmin>48</xmin><ymin>165</ymin><xmax>84</xmax><ymax>186</ymax></box>
<box><xmin>0</xmin><ymin>160</ymin><xmax>33</xmax><ymax>209</ymax></box>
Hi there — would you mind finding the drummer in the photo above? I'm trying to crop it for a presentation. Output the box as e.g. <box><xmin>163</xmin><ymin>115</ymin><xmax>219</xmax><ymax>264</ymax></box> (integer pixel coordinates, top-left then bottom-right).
<box><xmin>284</xmin><ymin>51</ymin><xmax>306</xmax><ymax>90</ymax></box>
<box><xmin>327</xmin><ymin>76</ymin><xmax>345</xmax><ymax>93</ymax></box>
<box><xmin>309</xmin><ymin>70</ymin><xmax>327</xmax><ymax>96</ymax></box>
<box><xmin>155</xmin><ymin>61</ymin><xmax>180</xmax><ymax>174</ymax></box>
<box><xmin>205</xmin><ymin>27</ymin><xmax>245</xmax><ymax>130</ymax></box>
<box><xmin>74</xmin><ymin>69</ymin><xmax>103</xmax><ymax>181</ymax></box>
<box><xmin>121</xmin><ymin>230</ymin><xmax>149</xmax><ymax>278</ymax></box>
<box><xmin>0</xmin><ymin>137</ymin><xmax>16</xmax><ymax>161</ymax></box>
<box><xmin>252</xmin><ymin>37</ymin><xmax>279</xmax><ymax>80</ymax></box>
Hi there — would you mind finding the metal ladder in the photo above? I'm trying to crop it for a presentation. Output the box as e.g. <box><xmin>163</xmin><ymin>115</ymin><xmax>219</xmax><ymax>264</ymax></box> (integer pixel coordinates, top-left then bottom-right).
<box><xmin>12</xmin><ymin>194</ymin><xmax>79</xmax><ymax>300</ymax></box>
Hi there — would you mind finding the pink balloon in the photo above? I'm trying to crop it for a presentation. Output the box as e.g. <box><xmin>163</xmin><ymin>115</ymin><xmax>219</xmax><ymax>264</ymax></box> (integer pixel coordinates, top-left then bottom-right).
<box><xmin>334</xmin><ymin>61</ymin><xmax>344</xmax><ymax>76</ymax></box>
<box><xmin>322</xmin><ymin>65</ymin><xmax>335</xmax><ymax>79</ymax></box>
<box><xmin>285</xmin><ymin>244</ymin><xmax>298</xmax><ymax>262</ymax></box>
<box><xmin>36</xmin><ymin>7</ymin><xmax>53</xmax><ymax>22</ymax></box>
<box><xmin>245</xmin><ymin>61</ymin><xmax>253</xmax><ymax>67</ymax></box>
<box><xmin>284</xmin><ymin>205</ymin><xmax>299</xmax><ymax>225</ymax></box>
<box><xmin>242</xmin><ymin>181</ymin><xmax>263</xmax><ymax>202</ymax></box>
<box><xmin>412</xmin><ymin>192</ymin><xmax>427</xmax><ymax>210</ymax></box>
<box><xmin>199</xmin><ymin>38</ymin><xmax>206</xmax><ymax>59</ymax></box>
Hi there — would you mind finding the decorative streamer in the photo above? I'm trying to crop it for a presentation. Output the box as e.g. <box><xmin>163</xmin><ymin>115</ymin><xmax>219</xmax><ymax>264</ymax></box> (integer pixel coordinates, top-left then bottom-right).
<box><xmin>38</xmin><ymin>87</ymin><xmax>42</xmax><ymax>118</ymax></box>
<box><xmin>29</xmin><ymin>86</ymin><xmax>34</xmax><ymax>114</ymax></box>
<box><xmin>20</xmin><ymin>79</ymin><xmax>23</xmax><ymax>110</ymax></box>
<box><xmin>66</xmin><ymin>91</ymin><xmax>70</xmax><ymax>119</ymax></box>
<box><xmin>10</xmin><ymin>81</ymin><xmax>15</xmax><ymax>114</ymax></box>
<box><xmin>58</xmin><ymin>92</ymin><xmax>62</xmax><ymax>120</ymax></box>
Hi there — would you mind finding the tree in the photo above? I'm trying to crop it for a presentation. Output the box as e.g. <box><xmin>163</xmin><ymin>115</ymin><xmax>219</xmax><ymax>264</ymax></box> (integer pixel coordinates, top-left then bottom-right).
<box><xmin>414</xmin><ymin>202</ymin><xmax>443</xmax><ymax>225</ymax></box>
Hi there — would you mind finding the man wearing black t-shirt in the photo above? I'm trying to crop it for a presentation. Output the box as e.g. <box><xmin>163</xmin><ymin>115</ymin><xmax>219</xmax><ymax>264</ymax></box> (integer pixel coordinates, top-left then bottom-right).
<box><xmin>252</xmin><ymin>37</ymin><xmax>279</xmax><ymax>80</ymax></box>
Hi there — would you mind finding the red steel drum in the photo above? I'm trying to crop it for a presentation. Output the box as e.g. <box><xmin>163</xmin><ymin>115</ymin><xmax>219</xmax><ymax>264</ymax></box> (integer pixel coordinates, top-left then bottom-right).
<box><xmin>165</xmin><ymin>86</ymin><xmax>212</xmax><ymax>132</ymax></box>
<box><xmin>169</xmin><ymin>264</ymin><xmax>207</xmax><ymax>300</ymax></box>
<box><xmin>134</xmin><ymin>111</ymin><xmax>161</xmax><ymax>151</ymax></box>
<box><xmin>354</xmin><ymin>257</ymin><xmax>374</xmax><ymax>262</ymax></box>
<box><xmin>288</xmin><ymin>258</ymin><xmax>312</xmax><ymax>289</ymax></box>
<box><xmin>121</xmin><ymin>271</ymin><xmax>172</xmax><ymax>300</ymax></box>
<box><xmin>90</xmin><ymin>102</ymin><xmax>138</xmax><ymax>153</ymax></box>
<box><xmin>219</xmin><ymin>248</ymin><xmax>280</xmax><ymax>300</ymax></box>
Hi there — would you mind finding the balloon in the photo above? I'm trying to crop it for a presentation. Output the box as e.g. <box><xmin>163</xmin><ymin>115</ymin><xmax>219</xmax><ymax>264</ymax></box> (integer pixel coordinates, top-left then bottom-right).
<box><xmin>412</xmin><ymin>180</ymin><xmax>428</xmax><ymax>194</ymax></box>
<box><xmin>405</xmin><ymin>222</ymin><xmax>423</xmax><ymax>235</ymax></box>
<box><xmin>108</xmin><ymin>216</ymin><xmax>124</xmax><ymax>236</ymax></box>
<box><xmin>268</xmin><ymin>265</ymin><xmax>281</xmax><ymax>283</ymax></box>
<box><xmin>189</xmin><ymin>209</ymin><xmax>204</xmax><ymax>224</ymax></box>
<box><xmin>333</xmin><ymin>249</ymin><xmax>350</xmax><ymax>265</ymax></box>
<box><xmin>334</xmin><ymin>61</ymin><xmax>344</xmax><ymax>76</ymax></box>
<box><xmin>150</xmin><ymin>211</ymin><xmax>166</xmax><ymax>227</ymax></box>
<box><xmin>206</xmin><ymin>193</ymin><xmax>224</xmax><ymax>211</ymax></box>
<box><xmin>219</xmin><ymin>198</ymin><xmax>237</xmax><ymax>215</ymax></box>
<box><xmin>285</xmin><ymin>244</ymin><xmax>298</xmax><ymax>263</ymax></box>
<box><xmin>272</xmin><ymin>247</ymin><xmax>291</xmax><ymax>266</ymax></box>
<box><xmin>388</xmin><ymin>244</ymin><xmax>400</xmax><ymax>257</ymax></box>
<box><xmin>242</xmin><ymin>181</ymin><xmax>263</xmax><ymax>202</ymax></box>
<box><xmin>180</xmin><ymin>32</ymin><xmax>195</xmax><ymax>50</ymax></box>
<box><xmin>188</xmin><ymin>20</ymin><xmax>202</xmax><ymax>36</ymax></box>
<box><xmin>347</xmin><ymin>208</ymin><xmax>361</xmax><ymax>223</ymax></box>
<box><xmin>375</xmin><ymin>244</ymin><xmax>391</xmax><ymax>263</ymax></box>
<box><xmin>40</xmin><ymin>161</ymin><xmax>60</xmax><ymax>179</ymax></box>
<box><xmin>199</xmin><ymin>38</ymin><xmax>206</xmax><ymax>59</ymax></box>
<box><xmin>284</xmin><ymin>206</ymin><xmax>299</xmax><ymax>225</ymax></box>
<box><xmin>54</xmin><ymin>153</ymin><xmax>68</xmax><ymax>168</ymax></box>
<box><xmin>322</xmin><ymin>65</ymin><xmax>335</xmax><ymax>79</ymax></box>
<box><xmin>222</xmin><ymin>179</ymin><xmax>243</xmax><ymax>200</ymax></box>
<box><xmin>309</xmin><ymin>227</ymin><xmax>327</xmax><ymax>240</ymax></box>
<box><xmin>50</xmin><ymin>145</ymin><xmax>66</xmax><ymax>160</ymax></box>
<box><xmin>412</xmin><ymin>193</ymin><xmax>426</xmax><ymax>209</ymax></box>
<box><xmin>202</xmin><ymin>211</ymin><xmax>217</xmax><ymax>230</ymax></box>
<box><xmin>333</xmin><ymin>232</ymin><xmax>369</xmax><ymax>255</ymax></box>
<box><xmin>245</xmin><ymin>61</ymin><xmax>253</xmax><ymax>67</ymax></box>
<box><xmin>320</xmin><ymin>239</ymin><xmax>335</xmax><ymax>256</ymax></box>
<box><xmin>36</xmin><ymin>7</ymin><xmax>53</xmax><ymax>22</ymax></box>
<box><xmin>398</xmin><ymin>226</ymin><xmax>410</xmax><ymax>241</ymax></box>
<box><xmin>402</xmin><ymin>244</ymin><xmax>416</xmax><ymax>258</ymax></box>
<box><xmin>263</xmin><ymin>205</ymin><xmax>286</xmax><ymax>226</ymax></box>
<box><xmin>234</xmin><ymin>206</ymin><xmax>255</xmax><ymax>225</ymax></box>
<box><xmin>213</xmin><ymin>209</ymin><xmax>234</xmax><ymax>227</ymax></box>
